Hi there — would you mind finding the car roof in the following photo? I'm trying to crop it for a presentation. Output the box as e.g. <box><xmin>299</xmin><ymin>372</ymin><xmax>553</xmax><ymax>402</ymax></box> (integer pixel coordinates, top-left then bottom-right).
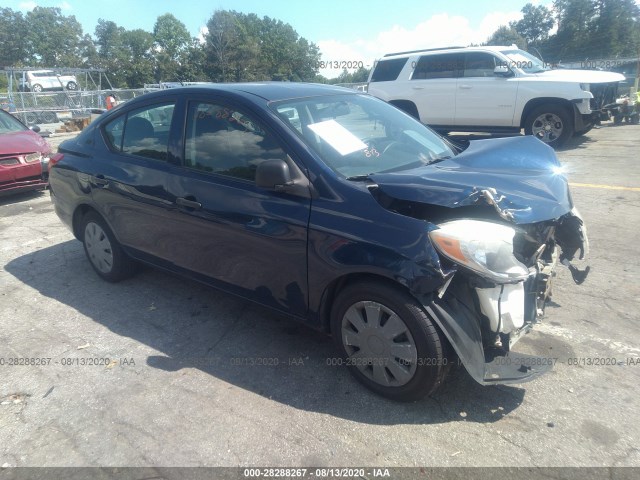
<box><xmin>381</xmin><ymin>45</ymin><xmax>517</xmax><ymax>59</ymax></box>
<box><xmin>138</xmin><ymin>82</ymin><xmax>356</xmax><ymax>103</ymax></box>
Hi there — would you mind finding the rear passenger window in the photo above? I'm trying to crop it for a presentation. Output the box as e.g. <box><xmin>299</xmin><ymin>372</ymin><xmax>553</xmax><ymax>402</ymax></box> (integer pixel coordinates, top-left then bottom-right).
<box><xmin>104</xmin><ymin>103</ymin><xmax>175</xmax><ymax>161</ymax></box>
<box><xmin>412</xmin><ymin>54</ymin><xmax>463</xmax><ymax>79</ymax></box>
<box><xmin>370</xmin><ymin>58</ymin><xmax>408</xmax><ymax>82</ymax></box>
<box><xmin>184</xmin><ymin>102</ymin><xmax>287</xmax><ymax>182</ymax></box>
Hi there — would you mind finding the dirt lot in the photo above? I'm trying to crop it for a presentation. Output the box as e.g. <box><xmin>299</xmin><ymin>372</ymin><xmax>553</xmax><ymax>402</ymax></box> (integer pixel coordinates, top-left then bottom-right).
<box><xmin>1</xmin><ymin>124</ymin><xmax>639</xmax><ymax>472</ymax></box>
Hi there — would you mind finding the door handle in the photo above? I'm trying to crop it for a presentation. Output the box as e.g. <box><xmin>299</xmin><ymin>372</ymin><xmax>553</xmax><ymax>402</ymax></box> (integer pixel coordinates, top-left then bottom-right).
<box><xmin>176</xmin><ymin>197</ymin><xmax>202</xmax><ymax>210</ymax></box>
<box><xmin>412</xmin><ymin>86</ymin><xmax>424</xmax><ymax>90</ymax></box>
<box><xmin>92</xmin><ymin>174</ymin><xmax>109</xmax><ymax>186</ymax></box>
<box><xmin>459</xmin><ymin>84</ymin><xmax>472</xmax><ymax>89</ymax></box>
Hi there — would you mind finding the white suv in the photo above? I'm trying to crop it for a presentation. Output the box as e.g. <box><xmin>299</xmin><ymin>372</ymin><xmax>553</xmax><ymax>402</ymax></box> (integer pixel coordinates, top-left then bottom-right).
<box><xmin>367</xmin><ymin>46</ymin><xmax>625</xmax><ymax>147</ymax></box>
<box><xmin>19</xmin><ymin>70</ymin><xmax>78</xmax><ymax>93</ymax></box>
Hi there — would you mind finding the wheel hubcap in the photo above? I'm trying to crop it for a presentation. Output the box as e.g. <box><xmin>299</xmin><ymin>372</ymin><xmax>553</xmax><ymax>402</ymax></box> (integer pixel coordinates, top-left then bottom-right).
<box><xmin>84</xmin><ymin>222</ymin><xmax>113</xmax><ymax>274</ymax></box>
<box><xmin>532</xmin><ymin>113</ymin><xmax>563</xmax><ymax>143</ymax></box>
<box><xmin>341</xmin><ymin>301</ymin><xmax>417</xmax><ymax>387</ymax></box>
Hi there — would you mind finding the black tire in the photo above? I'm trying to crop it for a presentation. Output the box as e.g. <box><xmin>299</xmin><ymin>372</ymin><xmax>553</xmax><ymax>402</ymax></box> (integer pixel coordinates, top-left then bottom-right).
<box><xmin>66</xmin><ymin>81</ymin><xmax>78</xmax><ymax>91</ymax></box>
<box><xmin>24</xmin><ymin>112</ymin><xmax>38</xmax><ymax>125</ymax></box>
<box><xmin>331</xmin><ymin>281</ymin><xmax>448</xmax><ymax>401</ymax></box>
<box><xmin>32</xmin><ymin>84</ymin><xmax>43</xmax><ymax>93</ymax></box>
<box><xmin>524</xmin><ymin>104</ymin><xmax>573</xmax><ymax>147</ymax></box>
<box><xmin>40</xmin><ymin>111</ymin><xmax>58</xmax><ymax>124</ymax></box>
<box><xmin>80</xmin><ymin>212</ymin><xmax>137</xmax><ymax>282</ymax></box>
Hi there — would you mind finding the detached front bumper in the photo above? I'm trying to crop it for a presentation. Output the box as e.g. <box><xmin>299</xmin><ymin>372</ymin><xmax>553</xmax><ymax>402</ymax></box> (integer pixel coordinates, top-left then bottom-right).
<box><xmin>425</xmin><ymin>274</ymin><xmax>555</xmax><ymax>385</ymax></box>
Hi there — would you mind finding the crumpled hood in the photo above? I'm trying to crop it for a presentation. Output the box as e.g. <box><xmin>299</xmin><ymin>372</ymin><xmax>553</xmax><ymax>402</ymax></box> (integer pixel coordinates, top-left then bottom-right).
<box><xmin>369</xmin><ymin>136</ymin><xmax>572</xmax><ymax>224</ymax></box>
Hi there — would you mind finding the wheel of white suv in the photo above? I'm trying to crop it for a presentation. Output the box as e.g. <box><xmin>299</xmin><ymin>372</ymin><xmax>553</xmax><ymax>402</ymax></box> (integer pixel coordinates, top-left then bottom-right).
<box><xmin>524</xmin><ymin>104</ymin><xmax>573</xmax><ymax>147</ymax></box>
<box><xmin>81</xmin><ymin>212</ymin><xmax>137</xmax><ymax>282</ymax></box>
<box><xmin>32</xmin><ymin>84</ymin><xmax>43</xmax><ymax>93</ymax></box>
<box><xmin>331</xmin><ymin>281</ymin><xmax>449</xmax><ymax>401</ymax></box>
<box><xmin>66</xmin><ymin>81</ymin><xmax>78</xmax><ymax>91</ymax></box>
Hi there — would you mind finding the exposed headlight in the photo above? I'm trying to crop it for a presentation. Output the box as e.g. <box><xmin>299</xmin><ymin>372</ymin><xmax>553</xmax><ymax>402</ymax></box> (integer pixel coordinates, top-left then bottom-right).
<box><xmin>429</xmin><ymin>220</ymin><xmax>529</xmax><ymax>283</ymax></box>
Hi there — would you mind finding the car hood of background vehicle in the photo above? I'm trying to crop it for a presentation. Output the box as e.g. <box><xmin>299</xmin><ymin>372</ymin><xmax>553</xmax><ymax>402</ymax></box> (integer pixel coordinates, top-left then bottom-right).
<box><xmin>1</xmin><ymin>130</ymin><xmax>50</xmax><ymax>155</ymax></box>
<box><xmin>530</xmin><ymin>69</ymin><xmax>625</xmax><ymax>83</ymax></box>
<box><xmin>369</xmin><ymin>136</ymin><xmax>572</xmax><ymax>224</ymax></box>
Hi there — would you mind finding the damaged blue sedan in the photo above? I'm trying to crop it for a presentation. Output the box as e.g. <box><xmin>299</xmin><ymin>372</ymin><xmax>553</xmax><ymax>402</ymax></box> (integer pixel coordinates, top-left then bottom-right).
<box><xmin>48</xmin><ymin>83</ymin><xmax>589</xmax><ymax>401</ymax></box>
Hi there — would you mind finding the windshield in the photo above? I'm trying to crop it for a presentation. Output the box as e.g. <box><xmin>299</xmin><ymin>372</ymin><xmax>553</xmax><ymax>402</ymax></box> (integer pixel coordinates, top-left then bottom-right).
<box><xmin>271</xmin><ymin>94</ymin><xmax>454</xmax><ymax>179</ymax></box>
<box><xmin>501</xmin><ymin>49</ymin><xmax>549</xmax><ymax>73</ymax></box>
<box><xmin>0</xmin><ymin>110</ymin><xmax>28</xmax><ymax>134</ymax></box>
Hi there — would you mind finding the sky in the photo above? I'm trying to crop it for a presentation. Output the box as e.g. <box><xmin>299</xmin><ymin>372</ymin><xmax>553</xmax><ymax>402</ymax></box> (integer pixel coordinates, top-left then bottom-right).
<box><xmin>9</xmin><ymin>0</ymin><xmax>551</xmax><ymax>77</ymax></box>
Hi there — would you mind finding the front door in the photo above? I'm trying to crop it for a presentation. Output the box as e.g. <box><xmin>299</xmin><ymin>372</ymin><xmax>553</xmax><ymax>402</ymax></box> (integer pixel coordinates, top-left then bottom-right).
<box><xmin>164</xmin><ymin>100</ymin><xmax>311</xmax><ymax>316</ymax></box>
<box><xmin>454</xmin><ymin>52</ymin><xmax>519</xmax><ymax>127</ymax></box>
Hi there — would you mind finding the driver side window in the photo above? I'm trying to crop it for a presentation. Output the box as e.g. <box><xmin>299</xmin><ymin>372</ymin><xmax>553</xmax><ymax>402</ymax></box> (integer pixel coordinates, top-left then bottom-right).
<box><xmin>184</xmin><ymin>102</ymin><xmax>287</xmax><ymax>182</ymax></box>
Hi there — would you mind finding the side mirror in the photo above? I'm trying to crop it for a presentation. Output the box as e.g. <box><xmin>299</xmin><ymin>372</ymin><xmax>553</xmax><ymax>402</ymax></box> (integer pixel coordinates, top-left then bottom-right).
<box><xmin>494</xmin><ymin>65</ymin><xmax>513</xmax><ymax>77</ymax></box>
<box><xmin>256</xmin><ymin>159</ymin><xmax>293</xmax><ymax>192</ymax></box>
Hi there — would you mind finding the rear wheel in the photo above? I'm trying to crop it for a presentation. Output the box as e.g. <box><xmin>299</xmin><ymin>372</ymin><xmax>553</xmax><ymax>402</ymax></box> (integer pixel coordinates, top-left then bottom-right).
<box><xmin>524</xmin><ymin>104</ymin><xmax>573</xmax><ymax>147</ymax></box>
<box><xmin>66</xmin><ymin>81</ymin><xmax>78</xmax><ymax>91</ymax></box>
<box><xmin>331</xmin><ymin>281</ymin><xmax>448</xmax><ymax>401</ymax></box>
<box><xmin>32</xmin><ymin>84</ymin><xmax>43</xmax><ymax>93</ymax></box>
<box><xmin>81</xmin><ymin>212</ymin><xmax>137</xmax><ymax>282</ymax></box>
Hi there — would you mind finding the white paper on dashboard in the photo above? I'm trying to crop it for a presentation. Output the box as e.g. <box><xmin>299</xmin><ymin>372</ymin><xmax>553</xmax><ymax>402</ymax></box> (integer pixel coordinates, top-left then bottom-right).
<box><xmin>307</xmin><ymin>120</ymin><xmax>367</xmax><ymax>156</ymax></box>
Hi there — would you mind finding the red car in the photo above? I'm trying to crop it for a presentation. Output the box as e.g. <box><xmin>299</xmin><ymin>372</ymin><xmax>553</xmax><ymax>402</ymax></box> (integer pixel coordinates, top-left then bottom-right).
<box><xmin>0</xmin><ymin>109</ymin><xmax>51</xmax><ymax>196</ymax></box>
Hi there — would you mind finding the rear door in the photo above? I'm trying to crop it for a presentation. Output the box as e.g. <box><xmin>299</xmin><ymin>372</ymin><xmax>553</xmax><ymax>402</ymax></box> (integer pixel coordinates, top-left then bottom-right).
<box><xmin>92</xmin><ymin>101</ymin><xmax>177</xmax><ymax>260</ymax></box>
<box><xmin>164</xmin><ymin>98</ymin><xmax>311</xmax><ymax>316</ymax></box>
<box><xmin>409</xmin><ymin>53</ymin><xmax>463</xmax><ymax>126</ymax></box>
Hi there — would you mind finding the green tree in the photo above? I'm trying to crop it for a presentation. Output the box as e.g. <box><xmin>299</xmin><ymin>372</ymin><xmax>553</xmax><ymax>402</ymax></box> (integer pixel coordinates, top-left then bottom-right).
<box><xmin>121</xmin><ymin>29</ymin><xmax>155</xmax><ymax>87</ymax></box>
<box><xmin>94</xmin><ymin>19</ymin><xmax>129</xmax><ymax>86</ymax></box>
<box><xmin>176</xmin><ymin>39</ymin><xmax>208</xmax><ymax>82</ymax></box>
<box><xmin>153</xmin><ymin>13</ymin><xmax>192</xmax><ymax>82</ymax></box>
<box><xmin>510</xmin><ymin>3</ymin><xmax>555</xmax><ymax>46</ymax></box>
<box><xmin>485</xmin><ymin>26</ymin><xmax>527</xmax><ymax>50</ymax></box>
<box><xmin>551</xmin><ymin>0</ymin><xmax>596</xmax><ymax>60</ymax></box>
<box><xmin>589</xmin><ymin>0</ymin><xmax>640</xmax><ymax>58</ymax></box>
<box><xmin>0</xmin><ymin>8</ymin><xmax>27</xmax><ymax>67</ymax></box>
<box><xmin>24</xmin><ymin>7</ymin><xmax>87</xmax><ymax>67</ymax></box>
<box><xmin>203</xmin><ymin>10</ymin><xmax>320</xmax><ymax>82</ymax></box>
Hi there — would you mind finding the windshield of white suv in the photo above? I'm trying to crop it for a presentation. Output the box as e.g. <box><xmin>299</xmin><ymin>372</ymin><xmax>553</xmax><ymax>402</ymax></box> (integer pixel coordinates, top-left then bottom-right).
<box><xmin>271</xmin><ymin>94</ymin><xmax>454</xmax><ymax>179</ymax></box>
<box><xmin>501</xmin><ymin>49</ymin><xmax>549</xmax><ymax>73</ymax></box>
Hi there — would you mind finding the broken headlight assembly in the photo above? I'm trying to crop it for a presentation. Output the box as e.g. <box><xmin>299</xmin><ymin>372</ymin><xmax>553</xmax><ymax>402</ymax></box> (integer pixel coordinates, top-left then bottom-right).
<box><xmin>429</xmin><ymin>220</ymin><xmax>529</xmax><ymax>284</ymax></box>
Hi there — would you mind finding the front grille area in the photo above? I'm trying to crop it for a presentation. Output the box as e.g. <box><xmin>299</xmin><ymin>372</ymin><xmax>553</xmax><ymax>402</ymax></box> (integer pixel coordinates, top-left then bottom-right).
<box><xmin>589</xmin><ymin>82</ymin><xmax>619</xmax><ymax>110</ymax></box>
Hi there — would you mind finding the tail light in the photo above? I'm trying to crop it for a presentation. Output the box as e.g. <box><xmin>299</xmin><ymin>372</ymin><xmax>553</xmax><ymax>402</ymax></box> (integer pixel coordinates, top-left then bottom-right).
<box><xmin>48</xmin><ymin>153</ymin><xmax>64</xmax><ymax>173</ymax></box>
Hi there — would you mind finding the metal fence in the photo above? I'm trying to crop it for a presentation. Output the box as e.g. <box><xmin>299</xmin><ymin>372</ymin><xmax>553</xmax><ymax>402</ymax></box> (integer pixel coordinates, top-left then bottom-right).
<box><xmin>1</xmin><ymin>82</ymin><xmax>373</xmax><ymax>126</ymax></box>
<box><xmin>2</xmin><ymin>88</ymin><xmax>150</xmax><ymax>125</ymax></box>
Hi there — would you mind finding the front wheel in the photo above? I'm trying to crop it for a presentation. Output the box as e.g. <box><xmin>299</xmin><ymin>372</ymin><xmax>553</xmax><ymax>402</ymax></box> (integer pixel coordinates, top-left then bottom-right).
<box><xmin>66</xmin><ymin>81</ymin><xmax>78</xmax><ymax>91</ymax></box>
<box><xmin>32</xmin><ymin>84</ymin><xmax>43</xmax><ymax>93</ymax></box>
<box><xmin>524</xmin><ymin>104</ymin><xmax>573</xmax><ymax>147</ymax></box>
<box><xmin>81</xmin><ymin>212</ymin><xmax>137</xmax><ymax>282</ymax></box>
<box><xmin>331</xmin><ymin>281</ymin><xmax>449</xmax><ymax>401</ymax></box>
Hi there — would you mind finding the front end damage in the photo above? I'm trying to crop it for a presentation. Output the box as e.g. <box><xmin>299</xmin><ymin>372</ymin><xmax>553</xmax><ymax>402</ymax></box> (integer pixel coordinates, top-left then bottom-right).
<box><xmin>369</xmin><ymin>136</ymin><xmax>590</xmax><ymax>385</ymax></box>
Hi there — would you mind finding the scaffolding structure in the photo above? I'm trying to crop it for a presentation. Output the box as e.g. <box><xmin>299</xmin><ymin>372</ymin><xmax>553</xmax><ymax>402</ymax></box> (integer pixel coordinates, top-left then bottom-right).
<box><xmin>1</xmin><ymin>68</ymin><xmax>132</xmax><ymax>125</ymax></box>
